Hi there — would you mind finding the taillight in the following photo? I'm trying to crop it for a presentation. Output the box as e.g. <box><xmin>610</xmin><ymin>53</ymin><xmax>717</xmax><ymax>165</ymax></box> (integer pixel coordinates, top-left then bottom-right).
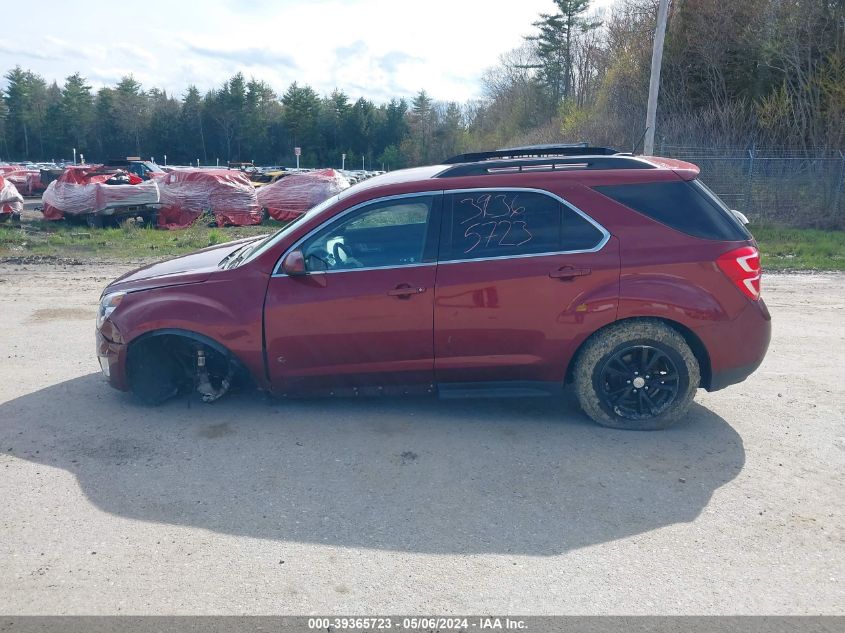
<box><xmin>716</xmin><ymin>246</ymin><xmax>761</xmax><ymax>300</ymax></box>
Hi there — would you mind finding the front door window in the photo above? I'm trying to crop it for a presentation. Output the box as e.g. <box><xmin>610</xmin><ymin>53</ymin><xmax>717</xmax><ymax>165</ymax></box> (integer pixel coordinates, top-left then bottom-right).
<box><xmin>301</xmin><ymin>197</ymin><xmax>434</xmax><ymax>272</ymax></box>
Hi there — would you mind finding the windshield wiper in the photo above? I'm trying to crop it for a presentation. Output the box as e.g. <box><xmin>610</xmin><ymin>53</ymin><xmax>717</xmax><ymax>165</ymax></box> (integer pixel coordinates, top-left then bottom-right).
<box><xmin>218</xmin><ymin>244</ymin><xmax>250</xmax><ymax>269</ymax></box>
<box><xmin>225</xmin><ymin>244</ymin><xmax>257</xmax><ymax>270</ymax></box>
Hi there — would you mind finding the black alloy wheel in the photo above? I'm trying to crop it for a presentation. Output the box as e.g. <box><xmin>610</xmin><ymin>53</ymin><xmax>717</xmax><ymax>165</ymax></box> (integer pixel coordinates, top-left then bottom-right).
<box><xmin>596</xmin><ymin>345</ymin><xmax>680</xmax><ymax>419</ymax></box>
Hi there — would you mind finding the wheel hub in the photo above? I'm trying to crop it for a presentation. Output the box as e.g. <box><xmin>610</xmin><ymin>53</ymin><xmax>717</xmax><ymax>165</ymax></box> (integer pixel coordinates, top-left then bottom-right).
<box><xmin>597</xmin><ymin>344</ymin><xmax>681</xmax><ymax>419</ymax></box>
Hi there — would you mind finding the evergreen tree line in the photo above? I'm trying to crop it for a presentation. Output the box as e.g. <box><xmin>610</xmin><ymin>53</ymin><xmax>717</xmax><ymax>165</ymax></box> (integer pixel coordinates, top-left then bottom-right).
<box><xmin>1</xmin><ymin>0</ymin><xmax>843</xmax><ymax>168</ymax></box>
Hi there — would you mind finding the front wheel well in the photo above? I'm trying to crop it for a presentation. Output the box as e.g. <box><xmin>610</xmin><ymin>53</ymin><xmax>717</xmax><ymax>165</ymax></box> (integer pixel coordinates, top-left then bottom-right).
<box><xmin>126</xmin><ymin>330</ymin><xmax>251</xmax><ymax>404</ymax></box>
<box><xmin>566</xmin><ymin>317</ymin><xmax>712</xmax><ymax>390</ymax></box>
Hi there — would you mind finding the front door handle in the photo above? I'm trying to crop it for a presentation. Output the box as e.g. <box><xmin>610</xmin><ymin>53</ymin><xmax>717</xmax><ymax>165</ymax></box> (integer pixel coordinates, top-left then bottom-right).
<box><xmin>388</xmin><ymin>284</ymin><xmax>426</xmax><ymax>298</ymax></box>
<box><xmin>550</xmin><ymin>266</ymin><xmax>591</xmax><ymax>280</ymax></box>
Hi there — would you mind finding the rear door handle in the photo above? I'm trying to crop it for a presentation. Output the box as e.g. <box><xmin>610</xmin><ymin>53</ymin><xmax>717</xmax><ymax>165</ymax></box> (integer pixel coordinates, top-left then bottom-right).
<box><xmin>388</xmin><ymin>284</ymin><xmax>426</xmax><ymax>298</ymax></box>
<box><xmin>550</xmin><ymin>266</ymin><xmax>591</xmax><ymax>280</ymax></box>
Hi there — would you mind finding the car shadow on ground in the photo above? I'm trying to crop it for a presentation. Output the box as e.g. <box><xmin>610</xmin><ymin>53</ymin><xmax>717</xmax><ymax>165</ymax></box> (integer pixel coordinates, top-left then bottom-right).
<box><xmin>1</xmin><ymin>373</ymin><xmax>745</xmax><ymax>555</ymax></box>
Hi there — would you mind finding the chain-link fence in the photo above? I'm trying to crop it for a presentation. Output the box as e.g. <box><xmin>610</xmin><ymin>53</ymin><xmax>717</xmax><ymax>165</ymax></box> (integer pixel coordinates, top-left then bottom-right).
<box><xmin>660</xmin><ymin>146</ymin><xmax>845</xmax><ymax>229</ymax></box>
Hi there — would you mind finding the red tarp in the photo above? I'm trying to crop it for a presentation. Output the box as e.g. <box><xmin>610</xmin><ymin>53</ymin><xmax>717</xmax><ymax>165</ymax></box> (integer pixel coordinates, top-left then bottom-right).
<box><xmin>0</xmin><ymin>175</ymin><xmax>24</xmax><ymax>219</ymax></box>
<box><xmin>41</xmin><ymin>165</ymin><xmax>160</xmax><ymax>221</ymax></box>
<box><xmin>257</xmin><ymin>169</ymin><xmax>350</xmax><ymax>221</ymax></box>
<box><xmin>3</xmin><ymin>169</ymin><xmax>44</xmax><ymax>196</ymax></box>
<box><xmin>0</xmin><ymin>165</ymin><xmax>48</xmax><ymax>197</ymax></box>
<box><xmin>156</xmin><ymin>169</ymin><xmax>263</xmax><ymax>229</ymax></box>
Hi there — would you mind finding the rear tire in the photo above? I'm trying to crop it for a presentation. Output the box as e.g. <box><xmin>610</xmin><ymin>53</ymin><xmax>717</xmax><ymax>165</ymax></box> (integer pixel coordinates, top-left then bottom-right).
<box><xmin>573</xmin><ymin>320</ymin><xmax>700</xmax><ymax>430</ymax></box>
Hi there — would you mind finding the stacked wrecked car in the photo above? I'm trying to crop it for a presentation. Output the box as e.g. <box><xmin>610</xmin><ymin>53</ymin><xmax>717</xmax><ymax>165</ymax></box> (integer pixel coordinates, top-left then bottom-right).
<box><xmin>257</xmin><ymin>169</ymin><xmax>350</xmax><ymax>221</ymax></box>
<box><xmin>42</xmin><ymin>165</ymin><xmax>160</xmax><ymax>226</ymax></box>
<box><xmin>37</xmin><ymin>163</ymin><xmax>353</xmax><ymax>229</ymax></box>
<box><xmin>156</xmin><ymin>169</ymin><xmax>264</xmax><ymax>228</ymax></box>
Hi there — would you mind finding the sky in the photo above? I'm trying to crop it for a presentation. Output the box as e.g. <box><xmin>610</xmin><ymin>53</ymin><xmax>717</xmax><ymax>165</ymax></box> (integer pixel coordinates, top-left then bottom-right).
<box><xmin>0</xmin><ymin>0</ymin><xmax>615</xmax><ymax>103</ymax></box>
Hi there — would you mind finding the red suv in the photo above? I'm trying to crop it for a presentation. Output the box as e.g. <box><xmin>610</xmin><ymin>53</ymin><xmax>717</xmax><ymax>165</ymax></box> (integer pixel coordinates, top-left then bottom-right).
<box><xmin>95</xmin><ymin>146</ymin><xmax>770</xmax><ymax>430</ymax></box>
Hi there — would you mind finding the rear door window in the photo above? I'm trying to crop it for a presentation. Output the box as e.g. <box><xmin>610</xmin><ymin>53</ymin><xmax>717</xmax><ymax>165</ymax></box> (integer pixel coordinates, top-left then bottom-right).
<box><xmin>594</xmin><ymin>180</ymin><xmax>750</xmax><ymax>241</ymax></box>
<box><xmin>442</xmin><ymin>190</ymin><xmax>605</xmax><ymax>261</ymax></box>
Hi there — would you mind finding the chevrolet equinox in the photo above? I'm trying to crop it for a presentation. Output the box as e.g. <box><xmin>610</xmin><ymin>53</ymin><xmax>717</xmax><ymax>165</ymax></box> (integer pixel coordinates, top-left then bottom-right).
<box><xmin>95</xmin><ymin>145</ymin><xmax>771</xmax><ymax>430</ymax></box>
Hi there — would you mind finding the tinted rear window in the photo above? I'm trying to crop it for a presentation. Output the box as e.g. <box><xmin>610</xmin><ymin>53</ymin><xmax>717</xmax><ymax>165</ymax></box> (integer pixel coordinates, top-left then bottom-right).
<box><xmin>594</xmin><ymin>180</ymin><xmax>750</xmax><ymax>241</ymax></box>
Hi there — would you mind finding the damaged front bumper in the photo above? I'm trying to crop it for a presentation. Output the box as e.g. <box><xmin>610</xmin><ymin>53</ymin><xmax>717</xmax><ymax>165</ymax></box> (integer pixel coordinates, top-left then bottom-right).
<box><xmin>95</xmin><ymin>320</ymin><xmax>129</xmax><ymax>391</ymax></box>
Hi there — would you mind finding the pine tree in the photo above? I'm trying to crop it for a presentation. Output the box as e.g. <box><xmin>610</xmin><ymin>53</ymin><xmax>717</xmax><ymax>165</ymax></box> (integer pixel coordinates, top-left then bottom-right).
<box><xmin>3</xmin><ymin>67</ymin><xmax>39</xmax><ymax>158</ymax></box>
<box><xmin>179</xmin><ymin>86</ymin><xmax>207</xmax><ymax>164</ymax></box>
<box><xmin>526</xmin><ymin>0</ymin><xmax>598</xmax><ymax>111</ymax></box>
<box><xmin>60</xmin><ymin>73</ymin><xmax>94</xmax><ymax>157</ymax></box>
<box><xmin>281</xmin><ymin>82</ymin><xmax>321</xmax><ymax>165</ymax></box>
<box><xmin>112</xmin><ymin>76</ymin><xmax>148</xmax><ymax>156</ymax></box>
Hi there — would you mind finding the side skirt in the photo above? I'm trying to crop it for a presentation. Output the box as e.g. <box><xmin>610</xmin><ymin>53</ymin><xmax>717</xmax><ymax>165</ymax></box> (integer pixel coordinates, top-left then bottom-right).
<box><xmin>272</xmin><ymin>381</ymin><xmax>564</xmax><ymax>399</ymax></box>
<box><xmin>437</xmin><ymin>381</ymin><xmax>563</xmax><ymax>399</ymax></box>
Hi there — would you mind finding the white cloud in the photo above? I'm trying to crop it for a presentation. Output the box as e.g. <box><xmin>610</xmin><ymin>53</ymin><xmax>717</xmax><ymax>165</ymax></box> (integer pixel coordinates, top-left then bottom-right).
<box><xmin>0</xmin><ymin>0</ymin><xmax>616</xmax><ymax>102</ymax></box>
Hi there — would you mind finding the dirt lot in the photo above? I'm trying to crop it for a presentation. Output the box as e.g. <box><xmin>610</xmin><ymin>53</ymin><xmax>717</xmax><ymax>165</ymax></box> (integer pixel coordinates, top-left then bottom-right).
<box><xmin>0</xmin><ymin>262</ymin><xmax>842</xmax><ymax>615</ymax></box>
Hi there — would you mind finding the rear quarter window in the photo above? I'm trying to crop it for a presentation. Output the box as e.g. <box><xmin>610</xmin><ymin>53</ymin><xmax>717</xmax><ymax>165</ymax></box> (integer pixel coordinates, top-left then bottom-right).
<box><xmin>594</xmin><ymin>180</ymin><xmax>750</xmax><ymax>241</ymax></box>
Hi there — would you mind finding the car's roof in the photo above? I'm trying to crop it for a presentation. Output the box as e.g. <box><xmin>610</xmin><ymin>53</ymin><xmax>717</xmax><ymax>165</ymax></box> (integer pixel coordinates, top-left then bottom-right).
<box><xmin>339</xmin><ymin>155</ymin><xmax>700</xmax><ymax>201</ymax></box>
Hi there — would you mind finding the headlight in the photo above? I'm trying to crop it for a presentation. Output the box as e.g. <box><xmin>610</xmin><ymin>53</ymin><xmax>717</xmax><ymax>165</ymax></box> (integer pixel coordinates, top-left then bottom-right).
<box><xmin>96</xmin><ymin>291</ymin><xmax>126</xmax><ymax>329</ymax></box>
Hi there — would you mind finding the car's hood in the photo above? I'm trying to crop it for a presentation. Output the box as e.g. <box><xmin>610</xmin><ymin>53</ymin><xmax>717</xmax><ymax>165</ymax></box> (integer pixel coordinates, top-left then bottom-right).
<box><xmin>106</xmin><ymin>235</ymin><xmax>266</xmax><ymax>294</ymax></box>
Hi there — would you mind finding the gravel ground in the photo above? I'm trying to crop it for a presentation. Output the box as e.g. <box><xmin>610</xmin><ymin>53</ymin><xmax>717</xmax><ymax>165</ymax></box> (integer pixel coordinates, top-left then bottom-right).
<box><xmin>0</xmin><ymin>261</ymin><xmax>842</xmax><ymax>615</ymax></box>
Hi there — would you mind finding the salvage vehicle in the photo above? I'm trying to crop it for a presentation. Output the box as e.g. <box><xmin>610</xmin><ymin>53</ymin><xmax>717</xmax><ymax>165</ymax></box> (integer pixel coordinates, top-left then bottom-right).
<box><xmin>248</xmin><ymin>169</ymin><xmax>288</xmax><ymax>188</ymax></box>
<box><xmin>3</xmin><ymin>168</ymin><xmax>44</xmax><ymax>196</ymax></box>
<box><xmin>0</xmin><ymin>174</ymin><xmax>24</xmax><ymax>221</ymax></box>
<box><xmin>257</xmin><ymin>168</ymin><xmax>350</xmax><ymax>221</ymax></box>
<box><xmin>41</xmin><ymin>164</ymin><xmax>161</xmax><ymax>227</ymax></box>
<box><xmin>112</xmin><ymin>157</ymin><xmax>165</xmax><ymax>181</ymax></box>
<box><xmin>156</xmin><ymin>168</ymin><xmax>263</xmax><ymax>228</ymax></box>
<box><xmin>96</xmin><ymin>145</ymin><xmax>771</xmax><ymax>429</ymax></box>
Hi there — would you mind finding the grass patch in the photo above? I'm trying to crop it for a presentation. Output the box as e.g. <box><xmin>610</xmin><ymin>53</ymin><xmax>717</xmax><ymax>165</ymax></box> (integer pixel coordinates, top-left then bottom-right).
<box><xmin>1</xmin><ymin>218</ymin><xmax>842</xmax><ymax>271</ymax></box>
<box><xmin>0</xmin><ymin>218</ymin><xmax>284</xmax><ymax>262</ymax></box>
<box><xmin>751</xmin><ymin>225</ymin><xmax>845</xmax><ymax>271</ymax></box>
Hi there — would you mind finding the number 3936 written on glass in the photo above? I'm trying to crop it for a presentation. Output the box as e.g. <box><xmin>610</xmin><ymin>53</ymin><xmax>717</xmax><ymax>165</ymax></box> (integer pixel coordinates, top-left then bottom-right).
<box><xmin>459</xmin><ymin>193</ymin><xmax>532</xmax><ymax>253</ymax></box>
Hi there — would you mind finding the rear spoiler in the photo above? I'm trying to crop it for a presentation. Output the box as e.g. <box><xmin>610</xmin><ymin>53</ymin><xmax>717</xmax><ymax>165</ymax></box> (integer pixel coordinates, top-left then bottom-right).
<box><xmin>640</xmin><ymin>156</ymin><xmax>700</xmax><ymax>181</ymax></box>
<box><xmin>731</xmin><ymin>209</ymin><xmax>750</xmax><ymax>225</ymax></box>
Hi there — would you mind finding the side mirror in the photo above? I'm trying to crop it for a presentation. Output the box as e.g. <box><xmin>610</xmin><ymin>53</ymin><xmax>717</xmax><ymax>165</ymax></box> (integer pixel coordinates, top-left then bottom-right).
<box><xmin>281</xmin><ymin>249</ymin><xmax>307</xmax><ymax>275</ymax></box>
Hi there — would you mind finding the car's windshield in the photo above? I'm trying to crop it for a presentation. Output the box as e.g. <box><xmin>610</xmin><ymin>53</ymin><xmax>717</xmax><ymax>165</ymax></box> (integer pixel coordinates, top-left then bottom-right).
<box><xmin>238</xmin><ymin>194</ymin><xmax>342</xmax><ymax>266</ymax></box>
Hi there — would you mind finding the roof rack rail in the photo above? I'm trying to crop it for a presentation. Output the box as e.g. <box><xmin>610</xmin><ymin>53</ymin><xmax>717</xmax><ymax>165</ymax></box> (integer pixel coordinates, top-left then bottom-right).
<box><xmin>442</xmin><ymin>144</ymin><xmax>621</xmax><ymax>165</ymax></box>
<box><xmin>436</xmin><ymin>156</ymin><xmax>654</xmax><ymax>178</ymax></box>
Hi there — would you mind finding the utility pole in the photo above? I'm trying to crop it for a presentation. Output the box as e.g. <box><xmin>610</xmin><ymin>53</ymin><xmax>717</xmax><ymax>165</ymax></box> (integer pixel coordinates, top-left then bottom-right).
<box><xmin>644</xmin><ymin>0</ymin><xmax>670</xmax><ymax>156</ymax></box>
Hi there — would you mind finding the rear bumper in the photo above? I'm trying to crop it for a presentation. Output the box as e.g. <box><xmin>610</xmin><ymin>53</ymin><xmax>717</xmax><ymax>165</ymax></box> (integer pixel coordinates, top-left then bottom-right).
<box><xmin>702</xmin><ymin>297</ymin><xmax>771</xmax><ymax>391</ymax></box>
<box><xmin>95</xmin><ymin>324</ymin><xmax>129</xmax><ymax>391</ymax></box>
<box><xmin>709</xmin><ymin>357</ymin><xmax>767</xmax><ymax>391</ymax></box>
